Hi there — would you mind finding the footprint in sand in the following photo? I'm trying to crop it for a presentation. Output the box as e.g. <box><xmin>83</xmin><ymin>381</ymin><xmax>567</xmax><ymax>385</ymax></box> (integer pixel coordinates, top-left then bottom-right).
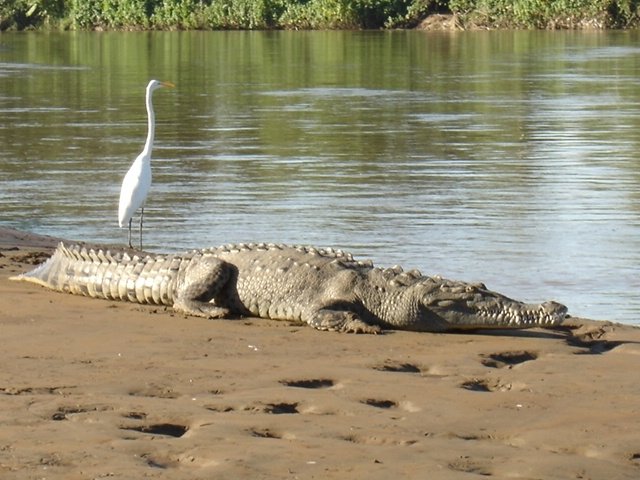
<box><xmin>448</xmin><ymin>456</ymin><xmax>493</xmax><ymax>476</ymax></box>
<box><xmin>460</xmin><ymin>378</ymin><xmax>524</xmax><ymax>392</ymax></box>
<box><xmin>1</xmin><ymin>385</ymin><xmax>76</xmax><ymax>395</ymax></box>
<box><xmin>263</xmin><ymin>402</ymin><xmax>299</xmax><ymax>414</ymax></box>
<box><xmin>372</xmin><ymin>361</ymin><xmax>422</xmax><ymax>373</ymax></box>
<box><xmin>51</xmin><ymin>404</ymin><xmax>112</xmax><ymax>421</ymax></box>
<box><xmin>204</xmin><ymin>401</ymin><xmax>301</xmax><ymax>414</ymax></box>
<box><xmin>570</xmin><ymin>339</ymin><xmax>625</xmax><ymax>355</ymax></box>
<box><xmin>248</xmin><ymin>427</ymin><xmax>282</xmax><ymax>439</ymax></box>
<box><xmin>123</xmin><ymin>411</ymin><xmax>147</xmax><ymax>420</ymax></box>
<box><xmin>121</xmin><ymin>423</ymin><xmax>189</xmax><ymax>438</ymax></box>
<box><xmin>127</xmin><ymin>384</ymin><xmax>180</xmax><ymax>399</ymax></box>
<box><xmin>480</xmin><ymin>350</ymin><xmax>538</xmax><ymax>369</ymax></box>
<box><xmin>361</xmin><ymin>399</ymin><xmax>397</xmax><ymax>409</ymax></box>
<box><xmin>341</xmin><ymin>433</ymin><xmax>418</xmax><ymax>446</ymax></box>
<box><xmin>279</xmin><ymin>378</ymin><xmax>335</xmax><ymax>389</ymax></box>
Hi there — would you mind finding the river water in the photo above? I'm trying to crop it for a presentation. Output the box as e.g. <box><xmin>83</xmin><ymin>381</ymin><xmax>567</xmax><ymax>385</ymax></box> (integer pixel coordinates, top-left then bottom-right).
<box><xmin>1</xmin><ymin>31</ymin><xmax>639</xmax><ymax>324</ymax></box>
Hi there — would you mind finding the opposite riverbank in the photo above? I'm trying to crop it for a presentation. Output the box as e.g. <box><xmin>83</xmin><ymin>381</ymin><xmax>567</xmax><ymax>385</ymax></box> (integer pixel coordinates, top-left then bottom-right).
<box><xmin>2</xmin><ymin>0</ymin><xmax>639</xmax><ymax>31</ymax></box>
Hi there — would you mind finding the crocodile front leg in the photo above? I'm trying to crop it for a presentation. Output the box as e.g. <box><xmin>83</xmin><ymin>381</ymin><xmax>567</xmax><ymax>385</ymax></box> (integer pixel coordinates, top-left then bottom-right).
<box><xmin>173</xmin><ymin>256</ymin><xmax>232</xmax><ymax>318</ymax></box>
<box><xmin>306</xmin><ymin>308</ymin><xmax>381</xmax><ymax>334</ymax></box>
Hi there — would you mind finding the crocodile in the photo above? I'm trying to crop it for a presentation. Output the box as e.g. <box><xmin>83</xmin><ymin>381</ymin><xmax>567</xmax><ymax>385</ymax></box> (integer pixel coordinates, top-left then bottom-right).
<box><xmin>10</xmin><ymin>242</ymin><xmax>568</xmax><ymax>333</ymax></box>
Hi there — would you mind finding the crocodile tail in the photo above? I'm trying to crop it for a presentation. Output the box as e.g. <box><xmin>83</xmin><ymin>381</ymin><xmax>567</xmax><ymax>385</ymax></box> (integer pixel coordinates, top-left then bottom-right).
<box><xmin>9</xmin><ymin>242</ymin><xmax>71</xmax><ymax>289</ymax></box>
<box><xmin>10</xmin><ymin>242</ymin><xmax>175</xmax><ymax>305</ymax></box>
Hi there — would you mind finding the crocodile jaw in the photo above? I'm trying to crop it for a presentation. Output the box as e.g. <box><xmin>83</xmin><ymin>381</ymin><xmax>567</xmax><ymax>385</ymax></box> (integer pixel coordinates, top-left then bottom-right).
<box><xmin>470</xmin><ymin>300</ymin><xmax>568</xmax><ymax>328</ymax></box>
<box><xmin>418</xmin><ymin>280</ymin><xmax>568</xmax><ymax>331</ymax></box>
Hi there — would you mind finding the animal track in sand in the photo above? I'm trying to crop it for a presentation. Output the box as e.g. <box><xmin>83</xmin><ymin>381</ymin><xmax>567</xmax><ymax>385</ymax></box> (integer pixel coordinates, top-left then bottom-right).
<box><xmin>263</xmin><ymin>402</ymin><xmax>299</xmax><ymax>414</ymax></box>
<box><xmin>123</xmin><ymin>411</ymin><xmax>148</xmax><ymax>420</ymax></box>
<box><xmin>280</xmin><ymin>378</ymin><xmax>334</xmax><ymax>389</ymax></box>
<box><xmin>248</xmin><ymin>428</ymin><xmax>282</xmax><ymax>439</ymax></box>
<box><xmin>145</xmin><ymin>457</ymin><xmax>170</xmax><ymax>469</ymax></box>
<box><xmin>361</xmin><ymin>399</ymin><xmax>397</xmax><ymax>409</ymax></box>
<box><xmin>140</xmin><ymin>453</ymin><xmax>177</xmax><ymax>469</ymax></box>
<box><xmin>448</xmin><ymin>456</ymin><xmax>492</xmax><ymax>476</ymax></box>
<box><xmin>341</xmin><ymin>434</ymin><xmax>418</xmax><ymax>446</ymax></box>
<box><xmin>127</xmin><ymin>384</ymin><xmax>180</xmax><ymax>399</ymax></box>
<box><xmin>480</xmin><ymin>350</ymin><xmax>538</xmax><ymax>369</ymax></box>
<box><xmin>204</xmin><ymin>404</ymin><xmax>236</xmax><ymax>413</ymax></box>
<box><xmin>460</xmin><ymin>378</ymin><xmax>525</xmax><ymax>393</ymax></box>
<box><xmin>141</xmin><ymin>451</ymin><xmax>220</xmax><ymax>469</ymax></box>
<box><xmin>205</xmin><ymin>401</ymin><xmax>301</xmax><ymax>414</ymax></box>
<box><xmin>51</xmin><ymin>404</ymin><xmax>112</xmax><ymax>420</ymax></box>
<box><xmin>11</xmin><ymin>251</ymin><xmax>50</xmax><ymax>265</ymax></box>
<box><xmin>373</xmin><ymin>361</ymin><xmax>422</xmax><ymax>373</ymax></box>
<box><xmin>0</xmin><ymin>385</ymin><xmax>76</xmax><ymax>395</ymax></box>
<box><xmin>564</xmin><ymin>325</ymin><xmax>627</xmax><ymax>354</ymax></box>
<box><xmin>450</xmin><ymin>432</ymin><xmax>497</xmax><ymax>441</ymax></box>
<box><xmin>121</xmin><ymin>423</ymin><xmax>189</xmax><ymax>438</ymax></box>
<box><xmin>571</xmin><ymin>339</ymin><xmax>625</xmax><ymax>355</ymax></box>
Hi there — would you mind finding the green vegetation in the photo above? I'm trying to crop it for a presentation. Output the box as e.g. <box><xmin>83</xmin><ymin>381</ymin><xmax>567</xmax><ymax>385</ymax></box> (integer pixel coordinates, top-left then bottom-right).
<box><xmin>449</xmin><ymin>0</ymin><xmax>640</xmax><ymax>29</ymax></box>
<box><xmin>1</xmin><ymin>0</ymin><xmax>639</xmax><ymax>31</ymax></box>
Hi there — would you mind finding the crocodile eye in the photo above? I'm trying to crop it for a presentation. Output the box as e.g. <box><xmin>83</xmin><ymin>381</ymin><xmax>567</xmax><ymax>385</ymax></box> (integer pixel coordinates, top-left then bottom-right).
<box><xmin>423</xmin><ymin>296</ymin><xmax>439</xmax><ymax>306</ymax></box>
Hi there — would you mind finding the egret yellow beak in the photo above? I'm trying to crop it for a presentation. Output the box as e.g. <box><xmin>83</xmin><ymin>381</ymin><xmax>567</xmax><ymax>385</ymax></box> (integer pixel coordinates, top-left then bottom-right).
<box><xmin>161</xmin><ymin>81</ymin><xmax>175</xmax><ymax>88</ymax></box>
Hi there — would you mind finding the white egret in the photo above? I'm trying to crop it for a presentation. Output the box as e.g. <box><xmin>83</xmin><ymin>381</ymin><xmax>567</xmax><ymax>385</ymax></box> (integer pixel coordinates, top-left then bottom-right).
<box><xmin>118</xmin><ymin>79</ymin><xmax>175</xmax><ymax>249</ymax></box>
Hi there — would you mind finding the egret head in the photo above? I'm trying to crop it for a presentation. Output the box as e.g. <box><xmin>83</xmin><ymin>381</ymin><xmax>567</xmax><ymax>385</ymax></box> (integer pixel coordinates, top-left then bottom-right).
<box><xmin>147</xmin><ymin>79</ymin><xmax>175</xmax><ymax>92</ymax></box>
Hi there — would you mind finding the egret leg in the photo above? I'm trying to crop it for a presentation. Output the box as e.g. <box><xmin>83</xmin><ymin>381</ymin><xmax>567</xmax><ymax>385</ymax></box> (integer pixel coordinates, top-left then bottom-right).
<box><xmin>127</xmin><ymin>218</ymin><xmax>133</xmax><ymax>249</ymax></box>
<box><xmin>139</xmin><ymin>207</ymin><xmax>144</xmax><ymax>250</ymax></box>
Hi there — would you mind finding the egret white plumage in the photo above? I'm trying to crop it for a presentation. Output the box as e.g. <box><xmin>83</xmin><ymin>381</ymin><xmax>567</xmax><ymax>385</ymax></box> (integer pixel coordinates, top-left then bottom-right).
<box><xmin>118</xmin><ymin>79</ymin><xmax>174</xmax><ymax>249</ymax></box>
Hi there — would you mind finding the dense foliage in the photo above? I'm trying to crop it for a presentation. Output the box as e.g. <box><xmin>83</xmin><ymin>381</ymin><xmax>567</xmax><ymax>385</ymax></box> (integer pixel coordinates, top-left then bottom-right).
<box><xmin>449</xmin><ymin>0</ymin><xmax>640</xmax><ymax>28</ymax></box>
<box><xmin>1</xmin><ymin>0</ymin><xmax>639</xmax><ymax>30</ymax></box>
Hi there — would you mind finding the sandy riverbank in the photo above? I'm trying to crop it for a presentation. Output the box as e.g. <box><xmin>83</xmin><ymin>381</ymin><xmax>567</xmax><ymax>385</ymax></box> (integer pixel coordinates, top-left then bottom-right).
<box><xmin>1</xmin><ymin>227</ymin><xmax>639</xmax><ymax>479</ymax></box>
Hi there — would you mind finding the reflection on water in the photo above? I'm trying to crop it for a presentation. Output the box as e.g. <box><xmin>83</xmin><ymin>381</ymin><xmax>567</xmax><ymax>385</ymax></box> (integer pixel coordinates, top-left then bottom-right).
<box><xmin>1</xmin><ymin>31</ymin><xmax>639</xmax><ymax>324</ymax></box>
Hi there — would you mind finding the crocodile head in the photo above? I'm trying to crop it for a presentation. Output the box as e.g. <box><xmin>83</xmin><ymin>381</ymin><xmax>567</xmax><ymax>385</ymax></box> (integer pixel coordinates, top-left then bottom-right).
<box><xmin>411</xmin><ymin>277</ymin><xmax>568</xmax><ymax>331</ymax></box>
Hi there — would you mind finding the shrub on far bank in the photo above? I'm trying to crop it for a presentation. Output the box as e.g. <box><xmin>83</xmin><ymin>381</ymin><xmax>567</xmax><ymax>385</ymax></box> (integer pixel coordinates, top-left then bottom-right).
<box><xmin>449</xmin><ymin>0</ymin><xmax>640</xmax><ymax>29</ymax></box>
<box><xmin>0</xmin><ymin>0</ymin><xmax>638</xmax><ymax>31</ymax></box>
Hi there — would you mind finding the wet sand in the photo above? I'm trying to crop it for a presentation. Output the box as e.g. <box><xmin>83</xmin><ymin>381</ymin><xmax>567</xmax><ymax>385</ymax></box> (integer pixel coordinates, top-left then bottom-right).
<box><xmin>1</xmin><ymin>227</ymin><xmax>639</xmax><ymax>479</ymax></box>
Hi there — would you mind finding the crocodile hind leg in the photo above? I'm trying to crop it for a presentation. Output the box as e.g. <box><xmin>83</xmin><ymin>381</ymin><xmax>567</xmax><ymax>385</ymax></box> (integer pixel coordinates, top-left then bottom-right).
<box><xmin>306</xmin><ymin>308</ymin><xmax>381</xmax><ymax>334</ymax></box>
<box><xmin>173</xmin><ymin>257</ymin><xmax>232</xmax><ymax>318</ymax></box>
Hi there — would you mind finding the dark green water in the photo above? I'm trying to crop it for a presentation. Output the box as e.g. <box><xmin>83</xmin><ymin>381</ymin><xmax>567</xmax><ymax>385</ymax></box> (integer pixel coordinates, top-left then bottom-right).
<box><xmin>1</xmin><ymin>30</ymin><xmax>639</xmax><ymax>324</ymax></box>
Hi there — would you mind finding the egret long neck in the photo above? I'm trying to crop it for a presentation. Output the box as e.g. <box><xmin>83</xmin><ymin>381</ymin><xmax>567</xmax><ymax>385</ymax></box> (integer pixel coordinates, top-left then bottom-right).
<box><xmin>142</xmin><ymin>87</ymin><xmax>155</xmax><ymax>158</ymax></box>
